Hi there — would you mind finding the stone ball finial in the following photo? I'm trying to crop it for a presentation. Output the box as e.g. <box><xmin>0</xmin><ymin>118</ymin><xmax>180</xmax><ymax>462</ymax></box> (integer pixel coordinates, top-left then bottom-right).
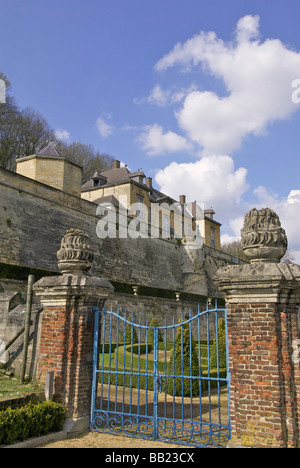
<box><xmin>57</xmin><ymin>229</ymin><xmax>94</xmax><ymax>275</ymax></box>
<box><xmin>241</xmin><ymin>208</ymin><xmax>287</xmax><ymax>263</ymax></box>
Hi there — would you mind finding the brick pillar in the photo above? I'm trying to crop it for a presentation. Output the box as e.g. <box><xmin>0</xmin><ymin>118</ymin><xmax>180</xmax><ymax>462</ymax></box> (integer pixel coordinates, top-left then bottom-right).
<box><xmin>33</xmin><ymin>229</ymin><xmax>113</xmax><ymax>432</ymax></box>
<box><xmin>214</xmin><ymin>209</ymin><xmax>300</xmax><ymax>448</ymax></box>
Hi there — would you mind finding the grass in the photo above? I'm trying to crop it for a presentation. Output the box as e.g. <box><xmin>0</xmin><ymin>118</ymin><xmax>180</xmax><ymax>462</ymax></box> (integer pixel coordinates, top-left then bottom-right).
<box><xmin>0</xmin><ymin>369</ymin><xmax>43</xmax><ymax>402</ymax></box>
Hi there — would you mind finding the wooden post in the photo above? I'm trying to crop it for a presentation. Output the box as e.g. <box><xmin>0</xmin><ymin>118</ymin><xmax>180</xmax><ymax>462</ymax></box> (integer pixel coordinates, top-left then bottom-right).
<box><xmin>20</xmin><ymin>274</ymin><xmax>35</xmax><ymax>384</ymax></box>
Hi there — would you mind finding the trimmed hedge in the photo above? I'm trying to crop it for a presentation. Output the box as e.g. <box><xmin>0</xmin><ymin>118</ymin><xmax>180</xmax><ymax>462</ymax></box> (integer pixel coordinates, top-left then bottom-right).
<box><xmin>114</xmin><ymin>343</ymin><xmax>158</xmax><ymax>373</ymax></box>
<box><xmin>210</xmin><ymin>318</ymin><xmax>227</xmax><ymax>369</ymax></box>
<box><xmin>166</xmin><ymin>322</ymin><xmax>200</xmax><ymax>397</ymax></box>
<box><xmin>0</xmin><ymin>401</ymin><xmax>66</xmax><ymax>446</ymax></box>
<box><xmin>148</xmin><ymin>318</ymin><xmax>163</xmax><ymax>345</ymax></box>
<box><xmin>123</xmin><ymin>316</ymin><xmax>139</xmax><ymax>344</ymax></box>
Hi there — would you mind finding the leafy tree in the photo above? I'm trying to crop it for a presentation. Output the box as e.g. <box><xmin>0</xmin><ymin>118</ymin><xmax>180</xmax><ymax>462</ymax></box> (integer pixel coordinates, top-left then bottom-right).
<box><xmin>166</xmin><ymin>321</ymin><xmax>200</xmax><ymax>397</ymax></box>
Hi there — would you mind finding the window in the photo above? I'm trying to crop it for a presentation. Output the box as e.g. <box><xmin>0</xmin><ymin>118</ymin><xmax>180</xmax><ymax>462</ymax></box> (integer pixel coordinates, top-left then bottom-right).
<box><xmin>136</xmin><ymin>195</ymin><xmax>144</xmax><ymax>218</ymax></box>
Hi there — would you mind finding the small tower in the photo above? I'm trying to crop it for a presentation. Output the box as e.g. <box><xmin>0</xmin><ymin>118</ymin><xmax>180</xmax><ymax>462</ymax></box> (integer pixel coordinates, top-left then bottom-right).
<box><xmin>16</xmin><ymin>143</ymin><xmax>83</xmax><ymax>197</ymax></box>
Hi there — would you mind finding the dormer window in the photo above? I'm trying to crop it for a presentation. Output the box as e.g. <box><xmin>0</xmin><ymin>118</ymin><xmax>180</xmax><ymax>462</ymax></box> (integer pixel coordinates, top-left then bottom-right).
<box><xmin>91</xmin><ymin>172</ymin><xmax>107</xmax><ymax>188</ymax></box>
<box><xmin>129</xmin><ymin>170</ymin><xmax>145</xmax><ymax>186</ymax></box>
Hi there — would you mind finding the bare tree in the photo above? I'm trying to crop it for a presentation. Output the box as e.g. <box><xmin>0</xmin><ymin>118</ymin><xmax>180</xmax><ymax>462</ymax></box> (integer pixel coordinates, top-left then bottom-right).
<box><xmin>221</xmin><ymin>240</ymin><xmax>249</xmax><ymax>262</ymax></box>
<box><xmin>0</xmin><ymin>80</ymin><xmax>54</xmax><ymax>170</ymax></box>
<box><xmin>0</xmin><ymin>73</ymin><xmax>114</xmax><ymax>179</ymax></box>
<box><xmin>15</xmin><ymin>107</ymin><xmax>55</xmax><ymax>158</ymax></box>
<box><xmin>56</xmin><ymin>140</ymin><xmax>113</xmax><ymax>183</ymax></box>
<box><xmin>281</xmin><ymin>250</ymin><xmax>296</xmax><ymax>264</ymax></box>
<box><xmin>0</xmin><ymin>73</ymin><xmax>20</xmax><ymax>170</ymax></box>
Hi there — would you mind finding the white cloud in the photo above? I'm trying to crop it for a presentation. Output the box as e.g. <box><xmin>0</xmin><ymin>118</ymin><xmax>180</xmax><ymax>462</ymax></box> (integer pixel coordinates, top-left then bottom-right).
<box><xmin>221</xmin><ymin>233</ymin><xmax>241</xmax><ymax>245</ymax></box>
<box><xmin>154</xmin><ymin>15</ymin><xmax>300</xmax><ymax>155</ymax></box>
<box><xmin>137</xmin><ymin>124</ymin><xmax>192</xmax><ymax>156</ymax></box>
<box><xmin>134</xmin><ymin>84</ymin><xmax>195</xmax><ymax>107</ymax></box>
<box><xmin>154</xmin><ymin>155</ymin><xmax>249</xmax><ymax>218</ymax></box>
<box><xmin>96</xmin><ymin>115</ymin><xmax>114</xmax><ymax>138</ymax></box>
<box><xmin>55</xmin><ymin>128</ymin><xmax>70</xmax><ymax>141</ymax></box>
<box><xmin>147</xmin><ymin>16</ymin><xmax>300</xmax><ymax>264</ymax></box>
<box><xmin>220</xmin><ymin>216</ymin><xmax>246</xmax><ymax>246</ymax></box>
<box><xmin>235</xmin><ymin>14</ymin><xmax>260</xmax><ymax>43</ymax></box>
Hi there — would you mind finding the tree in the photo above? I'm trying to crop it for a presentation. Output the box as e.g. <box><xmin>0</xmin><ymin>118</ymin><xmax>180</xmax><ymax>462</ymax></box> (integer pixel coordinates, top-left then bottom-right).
<box><xmin>166</xmin><ymin>321</ymin><xmax>200</xmax><ymax>397</ymax></box>
<box><xmin>0</xmin><ymin>73</ymin><xmax>114</xmax><ymax>179</ymax></box>
<box><xmin>148</xmin><ymin>318</ymin><xmax>163</xmax><ymax>347</ymax></box>
<box><xmin>0</xmin><ymin>73</ymin><xmax>20</xmax><ymax>170</ymax></box>
<box><xmin>0</xmin><ymin>92</ymin><xmax>54</xmax><ymax>171</ymax></box>
<box><xmin>221</xmin><ymin>240</ymin><xmax>249</xmax><ymax>262</ymax></box>
<box><xmin>210</xmin><ymin>318</ymin><xmax>227</xmax><ymax>370</ymax></box>
<box><xmin>281</xmin><ymin>250</ymin><xmax>296</xmax><ymax>264</ymax></box>
<box><xmin>55</xmin><ymin>140</ymin><xmax>113</xmax><ymax>183</ymax></box>
<box><xmin>124</xmin><ymin>315</ymin><xmax>138</xmax><ymax>345</ymax></box>
<box><xmin>15</xmin><ymin>107</ymin><xmax>55</xmax><ymax>158</ymax></box>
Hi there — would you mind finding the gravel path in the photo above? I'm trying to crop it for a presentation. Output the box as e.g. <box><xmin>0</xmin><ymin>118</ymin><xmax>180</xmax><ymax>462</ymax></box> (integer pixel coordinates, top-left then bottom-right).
<box><xmin>39</xmin><ymin>431</ymin><xmax>187</xmax><ymax>448</ymax></box>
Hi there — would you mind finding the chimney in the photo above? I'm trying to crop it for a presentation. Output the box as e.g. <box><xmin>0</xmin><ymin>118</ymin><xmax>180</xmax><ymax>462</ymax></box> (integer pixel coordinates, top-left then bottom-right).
<box><xmin>204</xmin><ymin>208</ymin><xmax>215</xmax><ymax>219</ymax></box>
<box><xmin>112</xmin><ymin>160</ymin><xmax>121</xmax><ymax>169</ymax></box>
<box><xmin>192</xmin><ymin>201</ymin><xmax>197</xmax><ymax>219</ymax></box>
<box><xmin>145</xmin><ymin>177</ymin><xmax>152</xmax><ymax>188</ymax></box>
<box><xmin>179</xmin><ymin>195</ymin><xmax>186</xmax><ymax>205</ymax></box>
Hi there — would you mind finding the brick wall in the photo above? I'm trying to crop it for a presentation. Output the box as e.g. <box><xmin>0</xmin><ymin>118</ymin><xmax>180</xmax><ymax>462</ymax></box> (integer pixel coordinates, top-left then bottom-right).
<box><xmin>227</xmin><ymin>302</ymin><xmax>300</xmax><ymax>447</ymax></box>
<box><xmin>37</xmin><ymin>305</ymin><xmax>95</xmax><ymax>418</ymax></box>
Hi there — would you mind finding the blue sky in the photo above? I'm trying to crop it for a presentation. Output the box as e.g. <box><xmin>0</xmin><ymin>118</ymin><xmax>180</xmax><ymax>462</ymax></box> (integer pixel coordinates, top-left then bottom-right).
<box><xmin>1</xmin><ymin>0</ymin><xmax>300</xmax><ymax>259</ymax></box>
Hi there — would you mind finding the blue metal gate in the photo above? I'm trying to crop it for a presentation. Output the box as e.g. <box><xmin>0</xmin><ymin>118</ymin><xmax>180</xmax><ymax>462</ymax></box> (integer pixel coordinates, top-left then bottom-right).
<box><xmin>90</xmin><ymin>303</ymin><xmax>231</xmax><ymax>448</ymax></box>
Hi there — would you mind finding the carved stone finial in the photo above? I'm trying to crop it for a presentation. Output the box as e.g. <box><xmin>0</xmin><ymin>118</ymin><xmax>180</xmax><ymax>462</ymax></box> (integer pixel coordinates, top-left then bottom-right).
<box><xmin>241</xmin><ymin>208</ymin><xmax>287</xmax><ymax>264</ymax></box>
<box><xmin>57</xmin><ymin>229</ymin><xmax>94</xmax><ymax>275</ymax></box>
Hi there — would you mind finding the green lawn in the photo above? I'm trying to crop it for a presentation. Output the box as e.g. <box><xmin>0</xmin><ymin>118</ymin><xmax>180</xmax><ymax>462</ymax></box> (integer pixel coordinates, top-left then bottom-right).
<box><xmin>0</xmin><ymin>369</ymin><xmax>43</xmax><ymax>401</ymax></box>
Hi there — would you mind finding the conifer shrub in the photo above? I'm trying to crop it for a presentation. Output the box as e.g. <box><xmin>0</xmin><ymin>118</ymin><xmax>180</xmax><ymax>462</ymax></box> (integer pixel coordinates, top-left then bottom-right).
<box><xmin>210</xmin><ymin>318</ymin><xmax>227</xmax><ymax>369</ymax></box>
<box><xmin>124</xmin><ymin>315</ymin><xmax>139</xmax><ymax>344</ymax></box>
<box><xmin>148</xmin><ymin>318</ymin><xmax>163</xmax><ymax>346</ymax></box>
<box><xmin>166</xmin><ymin>321</ymin><xmax>200</xmax><ymax>397</ymax></box>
